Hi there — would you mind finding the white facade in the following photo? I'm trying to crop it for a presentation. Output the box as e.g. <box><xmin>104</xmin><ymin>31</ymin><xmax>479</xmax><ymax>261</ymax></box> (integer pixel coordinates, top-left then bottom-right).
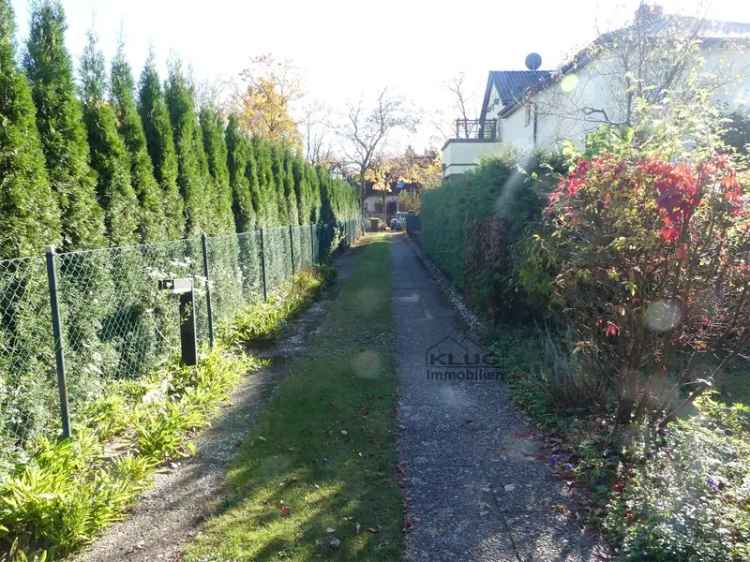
<box><xmin>442</xmin><ymin>140</ymin><xmax>504</xmax><ymax>176</ymax></box>
<box><xmin>442</xmin><ymin>34</ymin><xmax>750</xmax><ymax>177</ymax></box>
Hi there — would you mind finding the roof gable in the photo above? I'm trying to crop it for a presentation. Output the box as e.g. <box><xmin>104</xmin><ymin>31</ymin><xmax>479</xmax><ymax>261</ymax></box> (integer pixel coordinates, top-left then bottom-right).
<box><xmin>479</xmin><ymin>70</ymin><xmax>551</xmax><ymax>122</ymax></box>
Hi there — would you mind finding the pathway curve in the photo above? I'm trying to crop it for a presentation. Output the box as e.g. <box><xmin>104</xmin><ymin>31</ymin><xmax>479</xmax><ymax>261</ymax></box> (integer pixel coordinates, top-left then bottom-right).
<box><xmin>393</xmin><ymin>235</ymin><xmax>605</xmax><ymax>562</ymax></box>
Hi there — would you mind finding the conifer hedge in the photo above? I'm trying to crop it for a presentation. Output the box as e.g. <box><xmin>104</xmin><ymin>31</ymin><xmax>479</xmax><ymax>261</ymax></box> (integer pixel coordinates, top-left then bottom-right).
<box><xmin>1</xmin><ymin>0</ymin><xmax>360</xmax><ymax>261</ymax></box>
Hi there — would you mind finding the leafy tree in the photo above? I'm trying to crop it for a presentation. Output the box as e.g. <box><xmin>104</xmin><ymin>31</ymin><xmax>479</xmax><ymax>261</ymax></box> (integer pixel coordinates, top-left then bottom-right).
<box><xmin>0</xmin><ymin>0</ymin><xmax>60</xmax><ymax>257</ymax></box>
<box><xmin>225</xmin><ymin>114</ymin><xmax>256</xmax><ymax>233</ymax></box>
<box><xmin>24</xmin><ymin>0</ymin><xmax>105</xmax><ymax>250</ymax></box>
<box><xmin>165</xmin><ymin>60</ymin><xmax>211</xmax><ymax>235</ymax></box>
<box><xmin>235</xmin><ymin>54</ymin><xmax>302</xmax><ymax>147</ymax></box>
<box><xmin>138</xmin><ymin>53</ymin><xmax>184</xmax><ymax>239</ymax></box>
<box><xmin>80</xmin><ymin>31</ymin><xmax>139</xmax><ymax>246</ymax></box>
<box><xmin>111</xmin><ymin>41</ymin><xmax>166</xmax><ymax>242</ymax></box>
<box><xmin>200</xmin><ymin>107</ymin><xmax>235</xmax><ymax>233</ymax></box>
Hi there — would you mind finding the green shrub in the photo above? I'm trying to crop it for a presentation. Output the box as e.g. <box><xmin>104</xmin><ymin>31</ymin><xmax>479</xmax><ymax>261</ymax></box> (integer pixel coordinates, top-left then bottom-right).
<box><xmin>421</xmin><ymin>151</ymin><xmax>564</xmax><ymax>322</ymax></box>
<box><xmin>0</xmin><ymin>348</ymin><xmax>255</xmax><ymax>559</ymax></box>
<box><xmin>604</xmin><ymin>398</ymin><xmax>750</xmax><ymax>561</ymax></box>
<box><xmin>222</xmin><ymin>267</ymin><xmax>331</xmax><ymax>344</ymax></box>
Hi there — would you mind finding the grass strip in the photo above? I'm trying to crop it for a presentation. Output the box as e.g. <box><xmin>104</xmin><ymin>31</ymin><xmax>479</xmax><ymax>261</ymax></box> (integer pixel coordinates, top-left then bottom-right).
<box><xmin>183</xmin><ymin>236</ymin><xmax>403</xmax><ymax>562</ymax></box>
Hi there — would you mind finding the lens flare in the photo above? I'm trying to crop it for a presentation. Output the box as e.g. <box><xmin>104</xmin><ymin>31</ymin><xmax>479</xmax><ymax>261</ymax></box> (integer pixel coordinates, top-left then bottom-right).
<box><xmin>560</xmin><ymin>74</ymin><xmax>579</xmax><ymax>93</ymax></box>
<box><xmin>645</xmin><ymin>300</ymin><xmax>681</xmax><ymax>332</ymax></box>
<box><xmin>351</xmin><ymin>350</ymin><xmax>382</xmax><ymax>379</ymax></box>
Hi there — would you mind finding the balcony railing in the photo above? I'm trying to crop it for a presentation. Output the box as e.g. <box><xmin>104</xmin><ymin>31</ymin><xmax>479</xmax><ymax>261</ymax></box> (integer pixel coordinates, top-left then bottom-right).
<box><xmin>454</xmin><ymin>119</ymin><xmax>497</xmax><ymax>141</ymax></box>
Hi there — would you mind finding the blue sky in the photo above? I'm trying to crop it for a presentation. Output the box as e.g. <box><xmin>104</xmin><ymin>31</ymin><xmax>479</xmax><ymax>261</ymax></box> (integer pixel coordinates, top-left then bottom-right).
<box><xmin>10</xmin><ymin>0</ymin><xmax>750</xmax><ymax>150</ymax></box>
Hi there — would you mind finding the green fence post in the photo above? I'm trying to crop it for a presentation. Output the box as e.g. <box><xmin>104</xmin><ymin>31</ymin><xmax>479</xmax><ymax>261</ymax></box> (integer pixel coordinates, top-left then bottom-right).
<box><xmin>289</xmin><ymin>224</ymin><xmax>296</xmax><ymax>275</ymax></box>
<box><xmin>45</xmin><ymin>247</ymin><xmax>71</xmax><ymax>439</ymax></box>
<box><xmin>201</xmin><ymin>233</ymin><xmax>215</xmax><ymax>349</ymax></box>
<box><xmin>258</xmin><ymin>228</ymin><xmax>268</xmax><ymax>301</ymax></box>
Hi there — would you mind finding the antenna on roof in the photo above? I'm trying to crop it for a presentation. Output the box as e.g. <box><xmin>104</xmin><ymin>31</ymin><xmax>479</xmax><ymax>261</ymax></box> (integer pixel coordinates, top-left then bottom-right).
<box><xmin>525</xmin><ymin>53</ymin><xmax>542</xmax><ymax>70</ymax></box>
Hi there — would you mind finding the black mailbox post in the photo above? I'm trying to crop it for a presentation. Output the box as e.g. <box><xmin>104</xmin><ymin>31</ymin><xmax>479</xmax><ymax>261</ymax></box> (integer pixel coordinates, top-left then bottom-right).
<box><xmin>159</xmin><ymin>277</ymin><xmax>198</xmax><ymax>366</ymax></box>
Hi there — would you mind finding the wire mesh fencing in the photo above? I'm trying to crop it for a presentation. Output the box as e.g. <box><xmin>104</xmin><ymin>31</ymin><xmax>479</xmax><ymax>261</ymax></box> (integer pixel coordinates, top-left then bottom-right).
<box><xmin>0</xmin><ymin>220</ymin><xmax>361</xmax><ymax>472</ymax></box>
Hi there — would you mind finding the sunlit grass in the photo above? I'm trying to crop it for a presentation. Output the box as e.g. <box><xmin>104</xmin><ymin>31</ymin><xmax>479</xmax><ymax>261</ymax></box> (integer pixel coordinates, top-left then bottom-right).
<box><xmin>184</xmin><ymin>237</ymin><xmax>402</xmax><ymax>562</ymax></box>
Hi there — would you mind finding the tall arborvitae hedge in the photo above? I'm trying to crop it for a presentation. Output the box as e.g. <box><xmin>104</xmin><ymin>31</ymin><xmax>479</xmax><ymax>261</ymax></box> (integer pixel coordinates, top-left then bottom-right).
<box><xmin>225</xmin><ymin>114</ymin><xmax>256</xmax><ymax>233</ymax></box>
<box><xmin>270</xmin><ymin>144</ymin><xmax>289</xmax><ymax>226</ymax></box>
<box><xmin>24</xmin><ymin>0</ymin><xmax>105</xmax><ymax>251</ymax></box>
<box><xmin>138</xmin><ymin>54</ymin><xmax>183</xmax><ymax>240</ymax></box>
<box><xmin>111</xmin><ymin>42</ymin><xmax>166</xmax><ymax>243</ymax></box>
<box><xmin>253</xmin><ymin>138</ymin><xmax>277</xmax><ymax>227</ymax></box>
<box><xmin>282</xmin><ymin>149</ymin><xmax>299</xmax><ymax>226</ymax></box>
<box><xmin>165</xmin><ymin>61</ymin><xmax>211</xmax><ymax>235</ymax></box>
<box><xmin>307</xmin><ymin>165</ymin><xmax>322</xmax><ymax>223</ymax></box>
<box><xmin>0</xmin><ymin>0</ymin><xmax>60</xmax><ymax>258</ymax></box>
<box><xmin>80</xmin><ymin>31</ymin><xmax>139</xmax><ymax>246</ymax></box>
<box><xmin>200</xmin><ymin>107</ymin><xmax>235</xmax><ymax>234</ymax></box>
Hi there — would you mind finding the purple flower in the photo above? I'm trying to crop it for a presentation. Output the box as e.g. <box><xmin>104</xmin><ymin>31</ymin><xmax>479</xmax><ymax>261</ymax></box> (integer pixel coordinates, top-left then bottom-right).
<box><xmin>706</xmin><ymin>475</ymin><xmax>721</xmax><ymax>493</ymax></box>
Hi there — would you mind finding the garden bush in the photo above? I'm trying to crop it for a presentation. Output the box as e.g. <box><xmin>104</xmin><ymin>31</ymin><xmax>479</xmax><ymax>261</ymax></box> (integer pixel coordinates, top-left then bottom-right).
<box><xmin>421</xmin><ymin>151</ymin><xmax>564</xmax><ymax>323</ymax></box>
<box><xmin>528</xmin><ymin>150</ymin><xmax>750</xmax><ymax>427</ymax></box>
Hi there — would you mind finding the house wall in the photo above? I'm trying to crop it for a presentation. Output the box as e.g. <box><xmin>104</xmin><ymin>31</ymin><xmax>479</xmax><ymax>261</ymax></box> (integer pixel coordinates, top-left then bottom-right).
<box><xmin>364</xmin><ymin>194</ymin><xmax>400</xmax><ymax>215</ymax></box>
<box><xmin>495</xmin><ymin>45</ymin><xmax>750</xmax><ymax>154</ymax></box>
<box><xmin>442</xmin><ymin>140</ymin><xmax>504</xmax><ymax>177</ymax></box>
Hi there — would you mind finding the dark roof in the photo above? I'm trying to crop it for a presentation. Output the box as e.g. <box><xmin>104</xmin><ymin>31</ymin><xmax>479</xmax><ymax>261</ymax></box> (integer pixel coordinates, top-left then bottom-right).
<box><xmin>479</xmin><ymin>71</ymin><xmax>551</xmax><ymax>123</ymax></box>
<box><xmin>491</xmin><ymin>11</ymin><xmax>750</xmax><ymax>119</ymax></box>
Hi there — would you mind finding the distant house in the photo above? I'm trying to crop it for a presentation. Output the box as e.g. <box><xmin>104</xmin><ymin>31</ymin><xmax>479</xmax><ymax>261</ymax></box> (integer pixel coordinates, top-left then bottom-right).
<box><xmin>363</xmin><ymin>180</ymin><xmax>420</xmax><ymax>225</ymax></box>
<box><xmin>442</xmin><ymin>6</ymin><xmax>750</xmax><ymax>177</ymax></box>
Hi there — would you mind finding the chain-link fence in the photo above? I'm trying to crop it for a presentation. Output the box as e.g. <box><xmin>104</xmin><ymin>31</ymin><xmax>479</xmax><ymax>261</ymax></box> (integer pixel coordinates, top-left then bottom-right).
<box><xmin>0</xmin><ymin>220</ymin><xmax>362</xmax><ymax>472</ymax></box>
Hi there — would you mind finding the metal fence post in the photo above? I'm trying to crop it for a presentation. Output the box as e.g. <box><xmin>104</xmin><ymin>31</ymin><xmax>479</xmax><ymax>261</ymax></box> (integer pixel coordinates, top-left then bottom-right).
<box><xmin>45</xmin><ymin>247</ymin><xmax>71</xmax><ymax>439</ymax></box>
<box><xmin>201</xmin><ymin>233</ymin><xmax>215</xmax><ymax>349</ymax></box>
<box><xmin>258</xmin><ymin>227</ymin><xmax>268</xmax><ymax>301</ymax></box>
<box><xmin>310</xmin><ymin>223</ymin><xmax>316</xmax><ymax>265</ymax></box>
<box><xmin>289</xmin><ymin>224</ymin><xmax>296</xmax><ymax>275</ymax></box>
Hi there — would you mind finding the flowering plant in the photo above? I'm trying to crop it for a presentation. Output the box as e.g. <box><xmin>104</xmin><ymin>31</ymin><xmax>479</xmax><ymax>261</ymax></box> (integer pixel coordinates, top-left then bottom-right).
<box><xmin>536</xmin><ymin>152</ymin><xmax>750</xmax><ymax>426</ymax></box>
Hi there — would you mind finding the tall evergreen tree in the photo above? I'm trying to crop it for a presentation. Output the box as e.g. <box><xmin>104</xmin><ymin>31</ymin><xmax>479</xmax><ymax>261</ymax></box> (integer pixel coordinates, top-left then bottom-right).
<box><xmin>225</xmin><ymin>114</ymin><xmax>255</xmax><ymax>233</ymax></box>
<box><xmin>282</xmin><ymin>149</ymin><xmax>299</xmax><ymax>226</ymax></box>
<box><xmin>80</xmin><ymin>31</ymin><xmax>139</xmax><ymax>246</ymax></box>
<box><xmin>292</xmin><ymin>155</ymin><xmax>309</xmax><ymax>225</ymax></box>
<box><xmin>307</xmin><ymin>164</ymin><xmax>322</xmax><ymax>223</ymax></box>
<box><xmin>24</xmin><ymin>0</ymin><xmax>105</xmax><ymax>251</ymax></box>
<box><xmin>165</xmin><ymin>60</ymin><xmax>211</xmax><ymax>235</ymax></box>
<box><xmin>253</xmin><ymin>138</ymin><xmax>277</xmax><ymax>226</ymax></box>
<box><xmin>111</xmin><ymin>41</ymin><xmax>166</xmax><ymax>242</ymax></box>
<box><xmin>200</xmin><ymin>107</ymin><xmax>235</xmax><ymax>234</ymax></box>
<box><xmin>138</xmin><ymin>53</ymin><xmax>183</xmax><ymax>240</ymax></box>
<box><xmin>0</xmin><ymin>0</ymin><xmax>60</xmax><ymax>258</ymax></box>
<box><xmin>270</xmin><ymin>144</ymin><xmax>288</xmax><ymax>225</ymax></box>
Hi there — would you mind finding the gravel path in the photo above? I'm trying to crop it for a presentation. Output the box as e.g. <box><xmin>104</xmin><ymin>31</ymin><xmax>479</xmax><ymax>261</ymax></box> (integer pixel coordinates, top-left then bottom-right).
<box><xmin>393</xmin><ymin>235</ymin><xmax>607</xmax><ymax>562</ymax></box>
<box><xmin>69</xmin><ymin>253</ymin><xmax>354</xmax><ymax>562</ymax></box>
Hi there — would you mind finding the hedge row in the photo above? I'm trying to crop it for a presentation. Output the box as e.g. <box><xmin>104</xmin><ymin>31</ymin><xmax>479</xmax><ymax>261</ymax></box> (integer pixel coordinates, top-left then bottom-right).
<box><xmin>420</xmin><ymin>152</ymin><xmax>563</xmax><ymax>323</ymax></box>
<box><xmin>0</xmin><ymin>0</ymin><xmax>359</xmax><ymax>261</ymax></box>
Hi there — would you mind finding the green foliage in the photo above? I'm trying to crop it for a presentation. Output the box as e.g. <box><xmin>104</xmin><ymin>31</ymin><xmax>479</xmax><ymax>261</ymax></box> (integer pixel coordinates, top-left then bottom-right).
<box><xmin>225</xmin><ymin>113</ymin><xmax>256</xmax><ymax>233</ymax></box>
<box><xmin>0</xmin><ymin>0</ymin><xmax>60</xmax><ymax>258</ymax></box>
<box><xmin>421</xmin><ymin>151</ymin><xmax>563</xmax><ymax>322</ymax></box>
<box><xmin>604</xmin><ymin>397</ymin><xmax>750</xmax><ymax>561</ymax></box>
<box><xmin>110</xmin><ymin>41</ymin><xmax>166</xmax><ymax>243</ymax></box>
<box><xmin>80</xmin><ymin>31</ymin><xmax>139</xmax><ymax>246</ymax></box>
<box><xmin>222</xmin><ymin>267</ymin><xmax>329</xmax><ymax>344</ymax></box>
<box><xmin>24</xmin><ymin>0</ymin><xmax>105</xmax><ymax>251</ymax></box>
<box><xmin>200</xmin><ymin>107</ymin><xmax>235</xmax><ymax>234</ymax></box>
<box><xmin>138</xmin><ymin>53</ymin><xmax>183</xmax><ymax>240</ymax></box>
<box><xmin>165</xmin><ymin>61</ymin><xmax>211</xmax><ymax>235</ymax></box>
<box><xmin>0</xmin><ymin>348</ymin><xmax>256</xmax><ymax>559</ymax></box>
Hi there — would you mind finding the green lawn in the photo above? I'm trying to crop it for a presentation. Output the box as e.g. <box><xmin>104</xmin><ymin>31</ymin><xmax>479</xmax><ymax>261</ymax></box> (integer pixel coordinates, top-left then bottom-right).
<box><xmin>183</xmin><ymin>236</ymin><xmax>403</xmax><ymax>562</ymax></box>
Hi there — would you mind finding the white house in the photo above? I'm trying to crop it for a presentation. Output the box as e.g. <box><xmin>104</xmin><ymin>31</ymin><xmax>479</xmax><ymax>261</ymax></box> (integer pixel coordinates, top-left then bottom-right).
<box><xmin>442</xmin><ymin>6</ymin><xmax>750</xmax><ymax>177</ymax></box>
